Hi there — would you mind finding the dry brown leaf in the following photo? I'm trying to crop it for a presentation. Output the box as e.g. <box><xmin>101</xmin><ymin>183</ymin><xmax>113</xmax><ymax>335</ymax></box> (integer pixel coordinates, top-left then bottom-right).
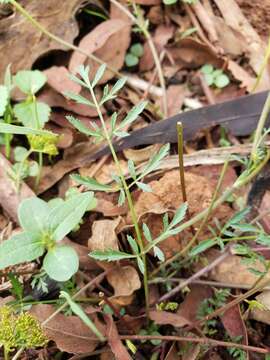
<box><xmin>140</xmin><ymin>24</ymin><xmax>174</xmax><ymax>72</ymax></box>
<box><xmin>208</xmin><ymin>250</ymin><xmax>270</xmax><ymax>286</ymax></box>
<box><xmin>169</xmin><ymin>38</ymin><xmax>224</xmax><ymax>69</ymax></box>
<box><xmin>250</xmin><ymin>290</ymin><xmax>270</xmax><ymax>325</ymax></box>
<box><xmin>43</xmin><ymin>66</ymin><xmax>81</xmax><ymax>95</ymax></box>
<box><xmin>212</xmin><ymin>16</ymin><xmax>246</xmax><ymax>56</ymax></box>
<box><xmin>123</xmin><ymin>144</ymin><xmax>162</xmax><ymax>164</ymax></box>
<box><xmin>149</xmin><ymin>310</ymin><xmax>190</xmax><ymax>327</ymax></box>
<box><xmin>227</xmin><ymin>60</ymin><xmax>256</xmax><ymax>92</ymax></box>
<box><xmin>221</xmin><ymin>302</ymin><xmax>248</xmax><ymax>343</ymax></box>
<box><xmin>158</xmin><ymin>84</ymin><xmax>189</xmax><ymax>117</ymax></box>
<box><xmin>45</xmin><ymin>123</ymin><xmax>74</xmax><ymax>149</ymax></box>
<box><xmin>88</xmin><ymin>218</ymin><xmax>121</xmax><ymax>252</ymax></box>
<box><xmin>126</xmin><ymin>170</ymin><xmax>231</xmax><ymax>259</ymax></box>
<box><xmin>107</xmin><ymin>265</ymin><xmax>141</xmax><ymax>306</ymax></box>
<box><xmin>104</xmin><ymin>314</ymin><xmax>132</xmax><ymax>360</ymax></box>
<box><xmin>177</xmin><ymin>285</ymin><xmax>212</xmax><ymax>323</ymax></box>
<box><xmin>31</xmin><ymin>304</ymin><xmax>100</xmax><ymax>354</ymax></box>
<box><xmin>38</xmin><ymin>88</ymin><xmax>99</xmax><ymax>117</ymax></box>
<box><xmin>69</xmin><ymin>19</ymin><xmax>131</xmax><ymax>83</ymax></box>
<box><xmin>213</xmin><ymin>0</ymin><xmax>270</xmax><ymax>90</ymax></box>
<box><xmin>0</xmin><ymin>0</ymin><xmax>84</xmax><ymax>81</ymax></box>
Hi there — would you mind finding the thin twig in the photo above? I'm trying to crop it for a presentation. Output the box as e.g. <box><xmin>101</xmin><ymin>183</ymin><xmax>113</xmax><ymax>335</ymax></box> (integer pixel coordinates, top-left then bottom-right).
<box><xmin>119</xmin><ymin>335</ymin><xmax>268</xmax><ymax>354</ymax></box>
<box><xmin>158</xmin><ymin>247</ymin><xmax>231</xmax><ymax>302</ymax></box>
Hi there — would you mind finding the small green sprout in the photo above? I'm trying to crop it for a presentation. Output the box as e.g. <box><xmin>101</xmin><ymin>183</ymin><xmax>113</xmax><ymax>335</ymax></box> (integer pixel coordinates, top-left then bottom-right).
<box><xmin>201</xmin><ymin>64</ymin><xmax>230</xmax><ymax>89</ymax></box>
<box><xmin>125</xmin><ymin>43</ymin><xmax>144</xmax><ymax>67</ymax></box>
<box><xmin>0</xmin><ymin>306</ymin><xmax>47</xmax><ymax>358</ymax></box>
<box><xmin>163</xmin><ymin>0</ymin><xmax>197</xmax><ymax>5</ymax></box>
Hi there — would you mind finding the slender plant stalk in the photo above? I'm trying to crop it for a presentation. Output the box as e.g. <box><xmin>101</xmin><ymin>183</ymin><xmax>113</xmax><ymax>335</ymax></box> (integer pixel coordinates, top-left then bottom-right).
<box><xmin>177</xmin><ymin>122</ymin><xmax>195</xmax><ymax>235</ymax></box>
<box><xmin>87</xmin><ymin>83</ymin><xmax>149</xmax><ymax>316</ymax></box>
<box><xmin>15</xmin><ymin>149</ymin><xmax>32</xmax><ymax>192</ymax></box>
<box><xmin>109</xmin><ymin>0</ymin><xmax>168</xmax><ymax>117</ymax></box>
<box><xmin>4</xmin><ymin>348</ymin><xmax>10</xmax><ymax>360</ymax></box>
<box><xmin>4</xmin><ymin>107</ymin><xmax>12</xmax><ymax>159</ymax></box>
<box><xmin>251</xmin><ymin>91</ymin><xmax>270</xmax><ymax>159</ymax></box>
<box><xmin>252</xmin><ymin>34</ymin><xmax>270</xmax><ymax>91</ymax></box>
<box><xmin>119</xmin><ymin>335</ymin><xmax>268</xmax><ymax>354</ymax></box>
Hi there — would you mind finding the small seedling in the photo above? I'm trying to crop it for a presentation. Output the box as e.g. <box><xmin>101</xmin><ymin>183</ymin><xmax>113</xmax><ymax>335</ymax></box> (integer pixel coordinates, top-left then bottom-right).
<box><xmin>0</xmin><ymin>192</ymin><xmax>96</xmax><ymax>281</ymax></box>
<box><xmin>125</xmin><ymin>43</ymin><xmax>144</xmax><ymax>67</ymax></box>
<box><xmin>201</xmin><ymin>64</ymin><xmax>230</xmax><ymax>89</ymax></box>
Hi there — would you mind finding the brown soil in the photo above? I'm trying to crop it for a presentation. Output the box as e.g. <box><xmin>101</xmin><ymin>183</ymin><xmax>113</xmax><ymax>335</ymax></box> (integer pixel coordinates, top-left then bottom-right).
<box><xmin>236</xmin><ymin>0</ymin><xmax>270</xmax><ymax>39</ymax></box>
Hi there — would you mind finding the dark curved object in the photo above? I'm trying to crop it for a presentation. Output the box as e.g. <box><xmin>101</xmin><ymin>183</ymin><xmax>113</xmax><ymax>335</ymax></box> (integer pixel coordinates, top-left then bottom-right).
<box><xmin>86</xmin><ymin>91</ymin><xmax>270</xmax><ymax>161</ymax></box>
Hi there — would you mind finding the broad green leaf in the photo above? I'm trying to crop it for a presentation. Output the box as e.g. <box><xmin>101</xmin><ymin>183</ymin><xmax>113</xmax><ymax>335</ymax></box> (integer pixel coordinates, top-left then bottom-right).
<box><xmin>127</xmin><ymin>235</ymin><xmax>139</xmax><ymax>254</ymax></box>
<box><xmin>204</xmin><ymin>73</ymin><xmax>214</xmax><ymax>86</ymax></box>
<box><xmin>118</xmin><ymin>101</ymin><xmax>147</xmax><ymax>130</ymax></box>
<box><xmin>89</xmin><ymin>249</ymin><xmax>134</xmax><ymax>261</ymax></box>
<box><xmin>125</xmin><ymin>53</ymin><xmax>139</xmax><ymax>67</ymax></box>
<box><xmin>0</xmin><ymin>232</ymin><xmax>45</xmax><ymax>269</ymax></box>
<box><xmin>170</xmin><ymin>202</ymin><xmax>187</xmax><ymax>228</ymax></box>
<box><xmin>153</xmin><ymin>246</ymin><xmax>165</xmax><ymax>262</ymax></box>
<box><xmin>60</xmin><ymin>291</ymin><xmax>105</xmax><ymax>341</ymax></box>
<box><xmin>13</xmin><ymin>70</ymin><xmax>47</xmax><ymax>95</ymax></box>
<box><xmin>137</xmin><ymin>181</ymin><xmax>152</xmax><ymax>192</ymax></box>
<box><xmin>92</xmin><ymin>64</ymin><xmax>106</xmax><ymax>88</ymax></box>
<box><xmin>14</xmin><ymin>101</ymin><xmax>51</xmax><ymax>128</ymax></box>
<box><xmin>189</xmin><ymin>239</ymin><xmax>216</xmax><ymax>257</ymax></box>
<box><xmin>130</xmin><ymin>43</ymin><xmax>144</xmax><ymax>57</ymax></box>
<box><xmin>48</xmin><ymin>192</ymin><xmax>97</xmax><ymax>242</ymax></box>
<box><xmin>64</xmin><ymin>92</ymin><xmax>94</xmax><ymax>107</ymax></box>
<box><xmin>137</xmin><ymin>257</ymin><xmax>145</xmax><ymax>274</ymax></box>
<box><xmin>28</xmin><ymin>161</ymin><xmax>39</xmax><ymax>177</ymax></box>
<box><xmin>43</xmin><ymin>246</ymin><xmax>79</xmax><ymax>281</ymax></box>
<box><xmin>142</xmin><ymin>223</ymin><xmax>152</xmax><ymax>243</ymax></box>
<box><xmin>18</xmin><ymin>197</ymin><xmax>50</xmax><ymax>234</ymax></box>
<box><xmin>14</xmin><ymin>146</ymin><xmax>28</xmax><ymax>162</ymax></box>
<box><xmin>201</xmin><ymin>64</ymin><xmax>214</xmax><ymax>75</ymax></box>
<box><xmin>71</xmin><ymin>174</ymin><xmax>113</xmax><ymax>192</ymax></box>
<box><xmin>66</xmin><ymin>115</ymin><xmax>102</xmax><ymax>138</ymax></box>
<box><xmin>0</xmin><ymin>85</ymin><xmax>8</xmax><ymax>116</ymax></box>
<box><xmin>0</xmin><ymin>123</ymin><xmax>55</xmax><ymax>136</ymax></box>
<box><xmin>215</xmin><ymin>74</ymin><xmax>230</xmax><ymax>88</ymax></box>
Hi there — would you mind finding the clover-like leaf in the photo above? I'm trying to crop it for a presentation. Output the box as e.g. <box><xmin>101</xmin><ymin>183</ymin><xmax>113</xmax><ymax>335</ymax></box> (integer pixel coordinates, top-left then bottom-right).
<box><xmin>14</xmin><ymin>101</ymin><xmax>51</xmax><ymax>128</ymax></box>
<box><xmin>13</xmin><ymin>70</ymin><xmax>47</xmax><ymax>95</ymax></box>
<box><xmin>43</xmin><ymin>246</ymin><xmax>79</xmax><ymax>281</ymax></box>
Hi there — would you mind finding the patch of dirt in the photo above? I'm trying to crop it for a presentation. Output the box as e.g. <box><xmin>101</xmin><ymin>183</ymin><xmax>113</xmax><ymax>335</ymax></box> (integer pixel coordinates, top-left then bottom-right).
<box><xmin>236</xmin><ymin>0</ymin><xmax>270</xmax><ymax>39</ymax></box>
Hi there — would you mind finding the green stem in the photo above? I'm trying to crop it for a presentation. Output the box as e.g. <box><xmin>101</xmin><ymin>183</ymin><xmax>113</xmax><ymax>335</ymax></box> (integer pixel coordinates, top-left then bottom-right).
<box><xmin>4</xmin><ymin>106</ymin><xmax>12</xmax><ymax>159</ymax></box>
<box><xmin>252</xmin><ymin>34</ymin><xmax>270</xmax><ymax>91</ymax></box>
<box><xmin>4</xmin><ymin>347</ymin><xmax>10</xmax><ymax>360</ymax></box>
<box><xmin>35</xmin><ymin>152</ymin><xmax>43</xmax><ymax>191</ymax></box>
<box><xmin>109</xmin><ymin>0</ymin><xmax>167</xmax><ymax>117</ymax></box>
<box><xmin>251</xmin><ymin>91</ymin><xmax>270</xmax><ymax>160</ymax></box>
<box><xmin>87</xmin><ymin>84</ymin><xmax>149</xmax><ymax>316</ymax></box>
<box><xmin>15</xmin><ymin>149</ymin><xmax>32</xmax><ymax>192</ymax></box>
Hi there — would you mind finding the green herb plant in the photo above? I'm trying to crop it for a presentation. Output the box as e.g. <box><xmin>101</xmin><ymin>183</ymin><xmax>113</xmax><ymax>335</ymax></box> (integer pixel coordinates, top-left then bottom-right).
<box><xmin>0</xmin><ymin>305</ymin><xmax>47</xmax><ymax>360</ymax></box>
<box><xmin>125</xmin><ymin>43</ymin><xmax>144</xmax><ymax>67</ymax></box>
<box><xmin>0</xmin><ymin>68</ymin><xmax>58</xmax><ymax>190</ymax></box>
<box><xmin>201</xmin><ymin>64</ymin><xmax>230</xmax><ymax>89</ymax></box>
<box><xmin>65</xmin><ymin>64</ymin><xmax>188</xmax><ymax>315</ymax></box>
<box><xmin>0</xmin><ymin>192</ymin><xmax>96</xmax><ymax>281</ymax></box>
